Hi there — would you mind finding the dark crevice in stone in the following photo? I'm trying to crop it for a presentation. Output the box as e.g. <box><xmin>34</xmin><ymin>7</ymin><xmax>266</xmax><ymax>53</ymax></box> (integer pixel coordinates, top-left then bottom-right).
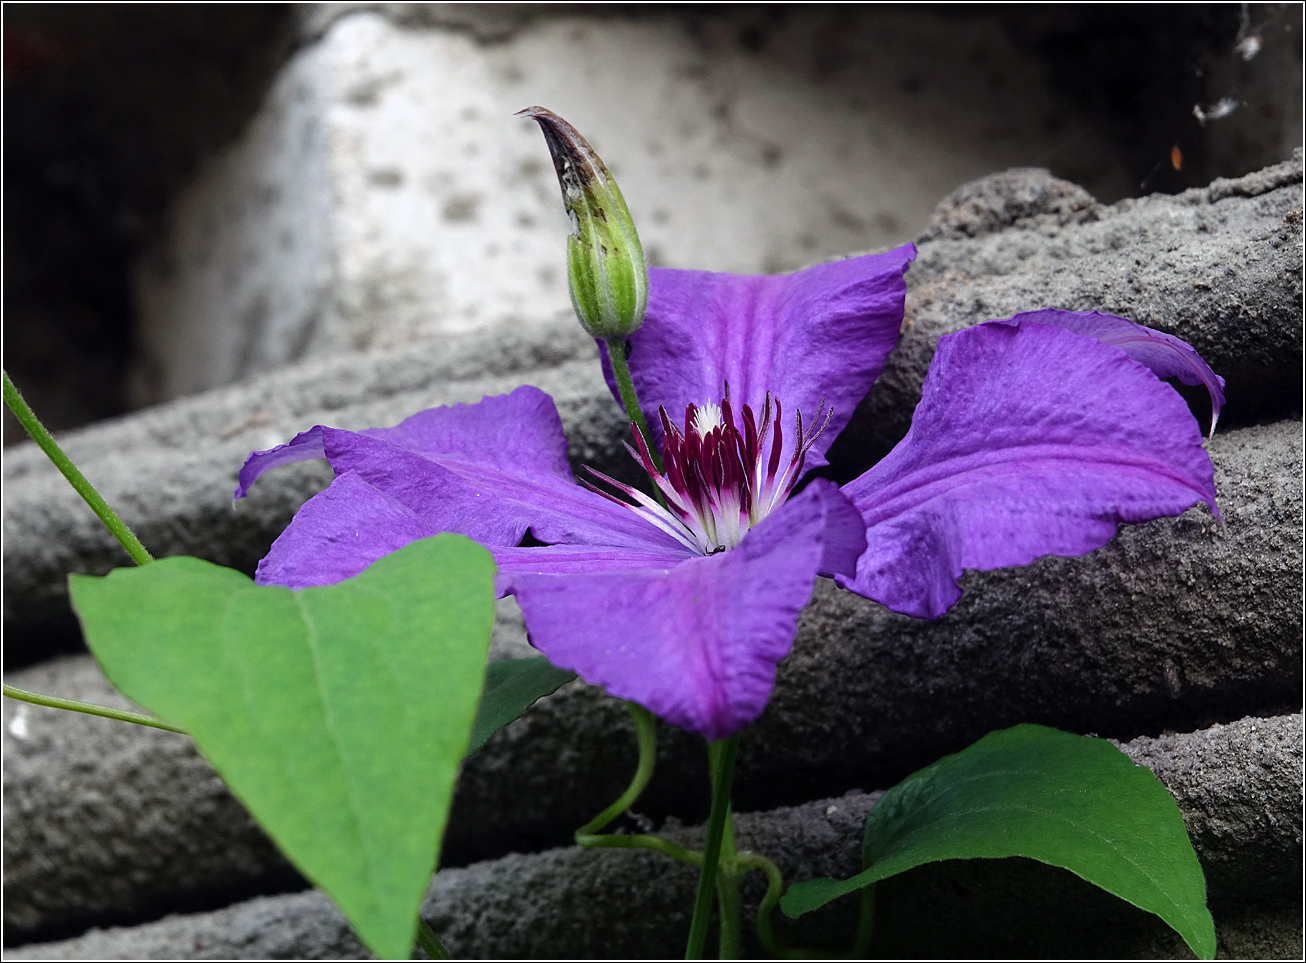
<box><xmin>2</xmin><ymin>5</ymin><xmax>296</xmax><ymax>446</ymax></box>
<box><xmin>2</xmin><ymin>864</ymin><xmax>310</xmax><ymax>950</ymax></box>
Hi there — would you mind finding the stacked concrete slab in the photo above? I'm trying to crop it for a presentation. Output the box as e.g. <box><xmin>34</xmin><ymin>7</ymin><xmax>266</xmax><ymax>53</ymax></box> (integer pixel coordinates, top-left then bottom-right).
<box><xmin>3</xmin><ymin>5</ymin><xmax>1302</xmax><ymax>960</ymax></box>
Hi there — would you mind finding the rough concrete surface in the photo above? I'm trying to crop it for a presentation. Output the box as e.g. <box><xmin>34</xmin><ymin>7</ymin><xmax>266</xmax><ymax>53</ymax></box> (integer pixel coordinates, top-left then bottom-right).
<box><xmin>132</xmin><ymin>5</ymin><xmax>1132</xmax><ymax>402</ymax></box>
<box><xmin>1</xmin><ymin>598</ymin><xmax>530</xmax><ymax>939</ymax></box>
<box><xmin>10</xmin><ymin>714</ymin><xmax>1301</xmax><ymax>960</ymax></box>
<box><xmin>5</xmin><ymin>420</ymin><xmax>1299</xmax><ymax>941</ymax></box>
<box><xmin>1</xmin><ymin>658</ymin><xmax>295</xmax><ymax>937</ymax></box>
<box><xmin>2</xmin><ymin>317</ymin><xmax>607</xmax><ymax>632</ymax></box>
<box><xmin>6</xmin><ymin>159</ymin><xmax>1301</xmax><ymax>633</ymax></box>
<box><xmin>826</xmin><ymin>153</ymin><xmax>1304</xmax><ymax>476</ymax></box>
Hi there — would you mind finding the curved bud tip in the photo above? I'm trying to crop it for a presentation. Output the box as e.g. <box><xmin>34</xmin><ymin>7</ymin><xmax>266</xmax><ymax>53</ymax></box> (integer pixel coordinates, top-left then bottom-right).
<box><xmin>518</xmin><ymin>106</ymin><xmax>649</xmax><ymax>339</ymax></box>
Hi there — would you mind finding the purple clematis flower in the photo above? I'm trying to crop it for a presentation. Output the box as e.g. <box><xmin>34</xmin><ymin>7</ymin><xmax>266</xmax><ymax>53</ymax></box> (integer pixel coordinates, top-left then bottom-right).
<box><xmin>235</xmin><ymin>243</ymin><xmax>1222</xmax><ymax>741</ymax></box>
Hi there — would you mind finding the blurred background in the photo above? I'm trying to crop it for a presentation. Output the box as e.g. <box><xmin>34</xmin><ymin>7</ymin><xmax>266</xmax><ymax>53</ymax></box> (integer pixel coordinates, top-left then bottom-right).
<box><xmin>4</xmin><ymin>2</ymin><xmax>1302</xmax><ymax>445</ymax></box>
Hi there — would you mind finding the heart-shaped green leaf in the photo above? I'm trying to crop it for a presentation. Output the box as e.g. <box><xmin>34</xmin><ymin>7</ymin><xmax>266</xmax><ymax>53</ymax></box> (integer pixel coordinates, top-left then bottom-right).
<box><xmin>466</xmin><ymin>656</ymin><xmax>576</xmax><ymax>758</ymax></box>
<box><xmin>780</xmin><ymin>724</ymin><xmax>1215</xmax><ymax>960</ymax></box>
<box><xmin>69</xmin><ymin>536</ymin><xmax>496</xmax><ymax>961</ymax></box>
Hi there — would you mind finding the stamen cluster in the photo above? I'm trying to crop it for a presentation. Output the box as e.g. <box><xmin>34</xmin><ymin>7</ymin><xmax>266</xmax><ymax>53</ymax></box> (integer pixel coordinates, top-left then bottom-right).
<box><xmin>585</xmin><ymin>389</ymin><xmax>831</xmax><ymax>555</ymax></box>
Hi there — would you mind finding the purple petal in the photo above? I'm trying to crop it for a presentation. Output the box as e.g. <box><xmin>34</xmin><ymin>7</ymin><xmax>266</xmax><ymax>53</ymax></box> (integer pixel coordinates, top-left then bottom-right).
<box><xmin>603</xmin><ymin>246</ymin><xmax>916</xmax><ymax>469</ymax></box>
<box><xmin>996</xmin><ymin>309</ymin><xmax>1226</xmax><ymax>435</ymax></box>
<box><xmin>238</xmin><ymin>386</ymin><xmax>690</xmax><ymax>557</ymax></box>
<box><xmin>235</xmin><ymin>386</ymin><xmax>572</xmax><ymax>501</ymax></box>
<box><xmin>508</xmin><ymin>480</ymin><xmax>854</xmax><ymax>740</ymax></box>
<box><xmin>805</xmin><ymin>479</ymin><xmax>868</xmax><ymax>579</ymax></box>
<box><xmin>256</xmin><ymin>471</ymin><xmax>436</xmax><ymax>588</ymax></box>
<box><xmin>358</xmin><ymin>385</ymin><xmax>576</xmax><ymax>481</ymax></box>
<box><xmin>235</xmin><ymin>426</ymin><xmax>326</xmax><ymax>500</ymax></box>
<box><xmin>839</xmin><ymin>321</ymin><xmax>1218</xmax><ymax>619</ymax></box>
<box><xmin>320</xmin><ymin>429</ymin><xmax>688</xmax><ymax>553</ymax></box>
<box><xmin>493</xmin><ymin>543</ymin><xmax>693</xmax><ymax>597</ymax></box>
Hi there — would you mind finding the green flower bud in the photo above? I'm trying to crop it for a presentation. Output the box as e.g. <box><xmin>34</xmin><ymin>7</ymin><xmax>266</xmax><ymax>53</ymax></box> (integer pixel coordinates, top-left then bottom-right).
<box><xmin>519</xmin><ymin>107</ymin><xmax>648</xmax><ymax>339</ymax></box>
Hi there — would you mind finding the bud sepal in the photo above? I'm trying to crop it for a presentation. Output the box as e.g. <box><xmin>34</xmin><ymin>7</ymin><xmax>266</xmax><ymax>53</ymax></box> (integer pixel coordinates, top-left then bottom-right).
<box><xmin>519</xmin><ymin>106</ymin><xmax>649</xmax><ymax>339</ymax></box>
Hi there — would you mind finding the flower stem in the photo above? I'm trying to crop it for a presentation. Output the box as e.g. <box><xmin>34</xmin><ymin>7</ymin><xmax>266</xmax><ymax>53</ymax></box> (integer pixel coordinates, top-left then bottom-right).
<box><xmin>716</xmin><ymin>868</ymin><xmax>743</xmax><ymax>960</ymax></box>
<box><xmin>603</xmin><ymin>336</ymin><xmax>662</xmax><ymax>474</ymax></box>
<box><xmin>3</xmin><ymin>370</ymin><xmax>153</xmax><ymax>566</ymax></box>
<box><xmin>685</xmin><ymin>735</ymin><xmax>738</xmax><ymax>960</ymax></box>
<box><xmin>415</xmin><ymin>919</ymin><xmax>450</xmax><ymax>960</ymax></box>
<box><xmin>575</xmin><ymin>702</ymin><xmax>658</xmax><ymax>839</ymax></box>
<box><xmin>3</xmin><ymin>683</ymin><xmax>187</xmax><ymax>734</ymax></box>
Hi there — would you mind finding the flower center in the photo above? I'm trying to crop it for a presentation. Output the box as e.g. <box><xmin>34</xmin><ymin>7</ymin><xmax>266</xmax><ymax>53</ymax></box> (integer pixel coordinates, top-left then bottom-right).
<box><xmin>584</xmin><ymin>388</ymin><xmax>831</xmax><ymax>555</ymax></box>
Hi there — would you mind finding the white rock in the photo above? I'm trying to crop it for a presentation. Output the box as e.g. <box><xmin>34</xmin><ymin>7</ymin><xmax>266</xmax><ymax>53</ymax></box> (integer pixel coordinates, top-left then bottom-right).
<box><xmin>132</xmin><ymin>6</ymin><xmax>1128</xmax><ymax>403</ymax></box>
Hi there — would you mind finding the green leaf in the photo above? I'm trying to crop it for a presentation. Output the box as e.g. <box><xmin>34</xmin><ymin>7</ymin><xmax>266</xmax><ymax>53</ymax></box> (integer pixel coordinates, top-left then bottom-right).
<box><xmin>69</xmin><ymin>536</ymin><xmax>496</xmax><ymax>961</ymax></box>
<box><xmin>466</xmin><ymin>656</ymin><xmax>576</xmax><ymax>758</ymax></box>
<box><xmin>780</xmin><ymin>724</ymin><xmax>1215</xmax><ymax>960</ymax></box>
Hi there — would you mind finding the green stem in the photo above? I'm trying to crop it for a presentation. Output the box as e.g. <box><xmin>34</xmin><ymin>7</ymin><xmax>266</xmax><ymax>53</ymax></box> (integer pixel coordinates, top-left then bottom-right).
<box><xmin>736</xmin><ymin>853</ymin><xmax>785</xmax><ymax>957</ymax></box>
<box><xmin>415</xmin><ymin>919</ymin><xmax>450</xmax><ymax>960</ymax></box>
<box><xmin>716</xmin><ymin>865</ymin><xmax>743</xmax><ymax>960</ymax></box>
<box><xmin>3</xmin><ymin>370</ymin><xmax>153</xmax><ymax>566</ymax></box>
<box><xmin>733</xmin><ymin>850</ymin><xmax>869</xmax><ymax>960</ymax></box>
<box><xmin>685</xmin><ymin>735</ymin><xmax>738</xmax><ymax>960</ymax></box>
<box><xmin>3</xmin><ymin>683</ymin><xmax>187</xmax><ymax>734</ymax></box>
<box><xmin>716</xmin><ymin>805</ymin><xmax>742</xmax><ymax>959</ymax></box>
<box><xmin>575</xmin><ymin>702</ymin><xmax>658</xmax><ymax>838</ymax></box>
<box><xmin>603</xmin><ymin>336</ymin><xmax>662</xmax><ymax>474</ymax></box>
<box><xmin>574</xmin><ymin>700</ymin><xmax>701</xmax><ymax>872</ymax></box>
<box><xmin>576</xmin><ymin>832</ymin><xmax>703</xmax><ymax>866</ymax></box>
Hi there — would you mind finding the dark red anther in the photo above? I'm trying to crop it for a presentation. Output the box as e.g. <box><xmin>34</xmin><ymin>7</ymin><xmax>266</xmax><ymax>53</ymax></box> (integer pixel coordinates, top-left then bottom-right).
<box><xmin>689</xmin><ymin>456</ymin><xmax>712</xmax><ymax>514</ymax></box>
<box><xmin>758</xmin><ymin>393</ymin><xmax>774</xmax><ymax>445</ymax></box>
<box><xmin>665</xmin><ymin>449</ymin><xmax>688</xmax><ymax>500</ymax></box>
<box><xmin>586</xmin><ymin>385</ymin><xmax>834</xmax><ymax>555</ymax></box>
<box><xmin>768</xmin><ymin>399</ymin><xmax>784</xmax><ymax>484</ymax></box>
<box><xmin>629</xmin><ymin>427</ymin><xmax>659</xmax><ymax>478</ymax></box>
<box><xmin>659</xmin><ymin>407</ymin><xmax>677</xmax><ymax>446</ymax></box>
<box><xmin>742</xmin><ymin>404</ymin><xmax>759</xmax><ymax>467</ymax></box>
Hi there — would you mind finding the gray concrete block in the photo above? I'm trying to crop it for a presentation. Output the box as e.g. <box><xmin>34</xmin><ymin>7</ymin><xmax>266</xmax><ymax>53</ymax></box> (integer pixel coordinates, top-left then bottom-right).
<box><xmin>1</xmin><ymin>600</ymin><xmax>531</xmax><ymax>939</ymax></box>
<box><xmin>10</xmin><ymin>714</ymin><xmax>1301</xmax><ymax>959</ymax></box>
<box><xmin>5</xmin><ymin>421</ymin><xmax>1298</xmax><ymax>940</ymax></box>
<box><xmin>6</xmin><ymin>160</ymin><xmax>1300</xmax><ymax>634</ymax></box>
<box><xmin>827</xmin><ymin>154</ymin><xmax>1303</xmax><ymax>474</ymax></box>
<box><xmin>132</xmin><ymin>5</ymin><xmax>1133</xmax><ymax>403</ymax></box>
<box><xmin>2</xmin><ymin>317</ymin><xmax>607</xmax><ymax>630</ymax></box>
<box><xmin>1</xmin><ymin>657</ymin><xmax>293</xmax><ymax>937</ymax></box>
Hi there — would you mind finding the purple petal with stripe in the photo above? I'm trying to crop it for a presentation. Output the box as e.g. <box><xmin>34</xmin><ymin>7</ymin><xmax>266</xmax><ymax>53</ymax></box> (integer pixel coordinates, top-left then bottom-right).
<box><xmin>839</xmin><ymin>321</ymin><xmax>1218</xmax><ymax>619</ymax></box>
<box><xmin>256</xmin><ymin>471</ymin><xmax>437</xmax><ymax>588</ymax></box>
<box><xmin>995</xmin><ymin>309</ymin><xmax>1226</xmax><ymax>435</ymax></box>
<box><xmin>493</xmin><ymin>543</ymin><xmax>693</xmax><ymax>598</ymax></box>
<box><xmin>509</xmin><ymin>480</ymin><xmax>863</xmax><ymax>740</ymax></box>
<box><xmin>235</xmin><ymin>386</ymin><xmax>574</xmax><ymax>501</ymax></box>
<box><xmin>602</xmin><ymin>246</ymin><xmax>916</xmax><ymax>469</ymax></box>
<box><xmin>236</xmin><ymin>385</ymin><xmax>690</xmax><ymax>559</ymax></box>
<box><xmin>235</xmin><ymin>426</ymin><xmax>326</xmax><ymax>501</ymax></box>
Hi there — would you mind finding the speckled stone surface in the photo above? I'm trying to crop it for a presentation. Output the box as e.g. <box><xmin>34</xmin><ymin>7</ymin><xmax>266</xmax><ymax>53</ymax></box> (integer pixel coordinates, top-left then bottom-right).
<box><xmin>10</xmin><ymin>714</ymin><xmax>1301</xmax><ymax>959</ymax></box>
